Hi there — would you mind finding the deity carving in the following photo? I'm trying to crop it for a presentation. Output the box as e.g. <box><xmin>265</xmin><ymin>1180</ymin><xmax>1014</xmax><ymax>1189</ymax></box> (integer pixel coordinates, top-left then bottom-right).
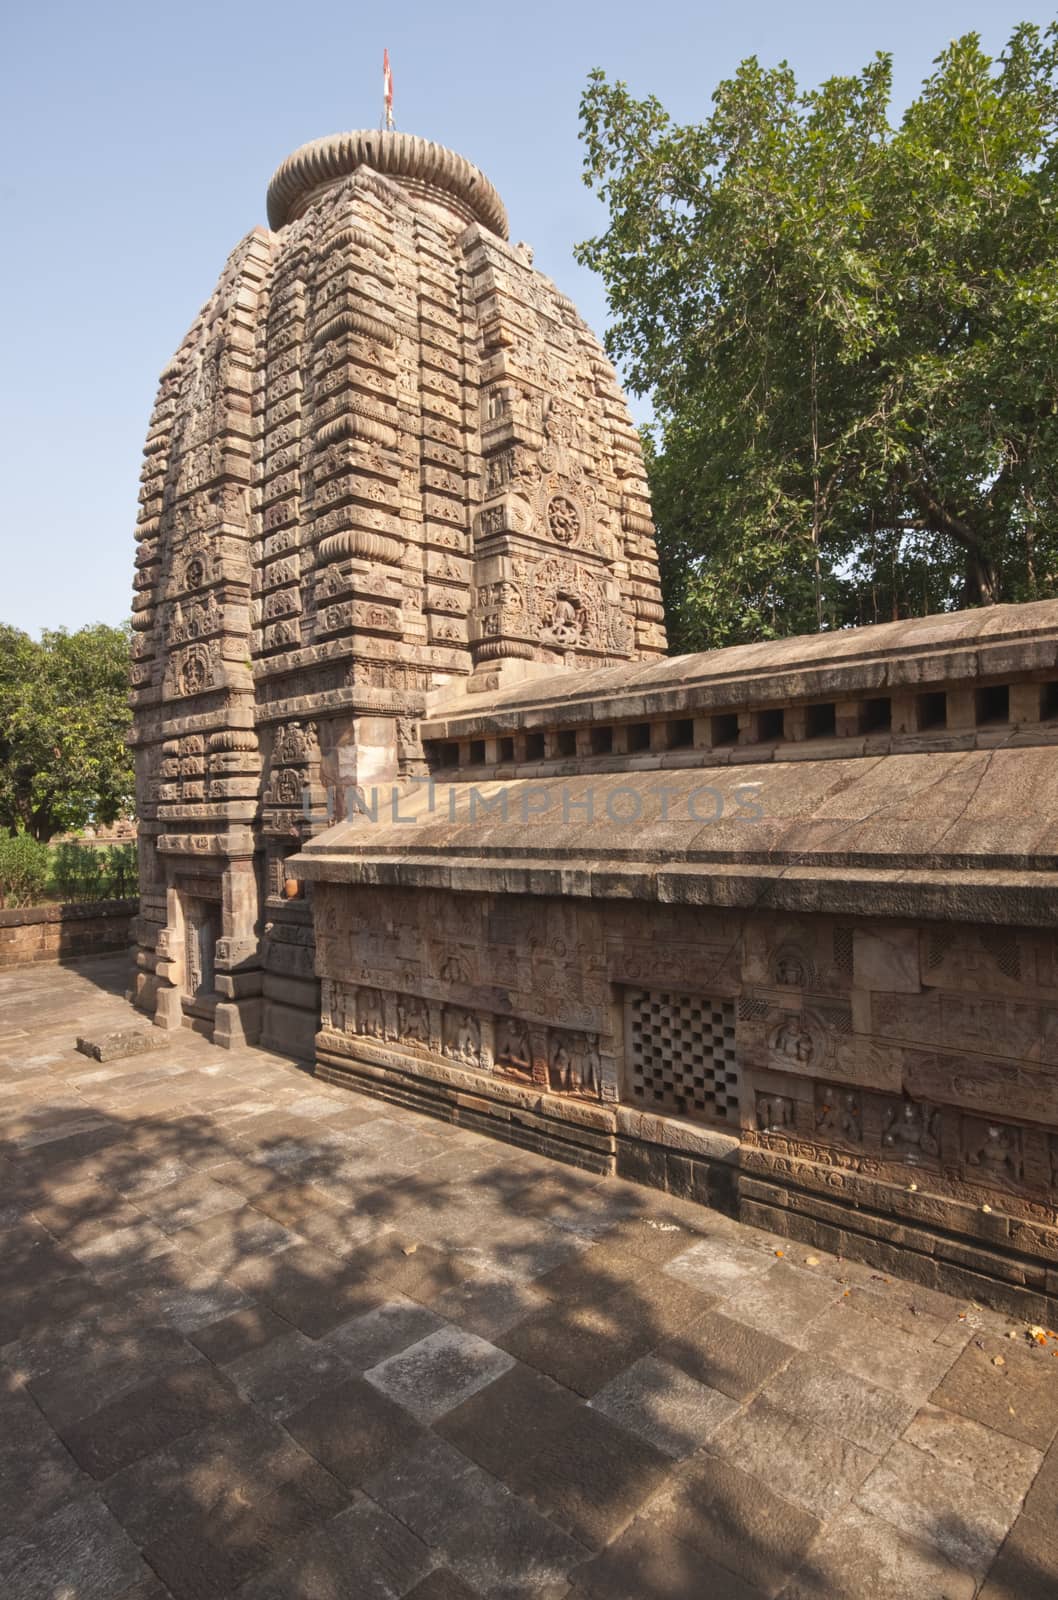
<box><xmin>356</xmin><ymin>988</ymin><xmax>385</xmax><ymax>1039</ymax></box>
<box><xmin>771</xmin><ymin>1014</ymin><xmax>815</xmax><ymax>1066</ymax></box>
<box><xmin>495</xmin><ymin>1016</ymin><xmax>531</xmax><ymax>1076</ymax></box>
<box><xmin>541</xmin><ymin>593</ymin><xmax>589</xmax><ymax>650</ymax></box>
<box><xmin>179</xmin><ymin>648</ymin><xmax>212</xmax><ymax>696</ymax></box>
<box><xmin>965</xmin><ymin>1121</ymin><xmax>1022</xmax><ymax>1184</ymax></box>
<box><xmin>269</xmin><ymin>768</ymin><xmax>302</xmax><ymax>807</ymax></box>
<box><xmin>816</xmin><ymin>1091</ymin><xmax>862</xmax><ymax>1145</ymax></box>
<box><xmin>547</xmin><ymin>496</ymin><xmax>581</xmax><ymax>547</ymax></box>
<box><xmin>439</xmin><ymin>952</ymin><xmax>471</xmax><ymax>985</ymax></box>
<box><xmin>444</xmin><ymin>1011</ymin><xmax>483</xmax><ymax>1069</ymax></box>
<box><xmin>274</xmin><ymin>722</ymin><xmax>320</xmax><ymax>764</ymax></box>
<box><xmin>547</xmin><ymin>1032</ymin><xmax>601</xmax><ymax>1097</ymax></box>
<box><xmin>397</xmin><ymin>996</ymin><xmax>430</xmax><ymax>1046</ymax></box>
<box><xmin>321</xmin><ymin>978</ymin><xmax>347</xmax><ymax>1032</ymax></box>
<box><xmin>772</xmin><ymin>947</ymin><xmax>810</xmax><ymax>988</ymax></box>
<box><xmin>883</xmin><ymin>1100</ymin><xmax>940</xmax><ymax>1163</ymax></box>
<box><xmin>757</xmin><ymin>1094</ymin><xmax>795</xmax><ymax>1133</ymax></box>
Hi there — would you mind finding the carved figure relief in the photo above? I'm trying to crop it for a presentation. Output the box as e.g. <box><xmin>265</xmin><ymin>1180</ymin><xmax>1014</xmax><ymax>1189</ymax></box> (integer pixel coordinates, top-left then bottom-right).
<box><xmin>771</xmin><ymin>1014</ymin><xmax>816</xmax><ymax>1066</ymax></box>
<box><xmin>274</xmin><ymin>722</ymin><xmax>320</xmax><ymax>764</ymax></box>
<box><xmin>772</xmin><ymin>946</ymin><xmax>812</xmax><ymax>988</ymax></box>
<box><xmin>496</xmin><ymin>1016</ymin><xmax>531</xmax><ymax>1076</ymax></box>
<box><xmin>356</xmin><ymin>988</ymin><xmax>385</xmax><ymax>1039</ymax></box>
<box><xmin>757</xmin><ymin>1093</ymin><xmax>795</xmax><ymax>1134</ymax></box>
<box><xmin>541</xmin><ymin>592</ymin><xmax>589</xmax><ymax>649</ymax></box>
<box><xmin>397</xmin><ymin>996</ymin><xmax>430</xmax><ymax>1045</ymax></box>
<box><xmin>178</xmin><ymin>646</ymin><xmax>214</xmax><ymax>697</ymax></box>
<box><xmin>547</xmin><ymin>495</ymin><xmax>581</xmax><ymax>547</ymax></box>
<box><xmin>548</xmin><ymin>1032</ymin><xmax>600</xmax><ymax>1096</ymax></box>
<box><xmin>815</xmin><ymin>1089</ymin><xmax>862</xmax><ymax>1145</ymax></box>
<box><xmin>964</xmin><ymin>1119</ymin><xmax>1023</xmax><ymax>1185</ymax></box>
<box><xmin>882</xmin><ymin>1099</ymin><xmax>940</xmax><ymax>1164</ymax></box>
<box><xmin>269</xmin><ymin>768</ymin><xmax>303</xmax><ymax>807</ymax></box>
<box><xmin>445</xmin><ymin>1010</ymin><xmax>483</xmax><ymax>1069</ymax></box>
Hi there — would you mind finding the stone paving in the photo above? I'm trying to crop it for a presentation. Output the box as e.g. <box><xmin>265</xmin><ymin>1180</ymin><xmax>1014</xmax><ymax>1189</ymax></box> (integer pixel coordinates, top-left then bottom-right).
<box><xmin>2</xmin><ymin>959</ymin><xmax>1058</xmax><ymax>1600</ymax></box>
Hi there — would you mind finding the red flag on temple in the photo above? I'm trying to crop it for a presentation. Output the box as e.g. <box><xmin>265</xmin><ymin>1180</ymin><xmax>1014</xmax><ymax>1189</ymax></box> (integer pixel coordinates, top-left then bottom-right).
<box><xmin>383</xmin><ymin>50</ymin><xmax>394</xmax><ymax>130</ymax></box>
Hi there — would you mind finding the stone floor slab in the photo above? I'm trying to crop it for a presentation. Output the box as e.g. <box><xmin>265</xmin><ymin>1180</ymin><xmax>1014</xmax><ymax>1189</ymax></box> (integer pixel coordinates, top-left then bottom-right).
<box><xmin>647</xmin><ymin>1452</ymin><xmax>823</xmax><ymax>1597</ymax></box>
<box><xmin>780</xmin><ymin>1504</ymin><xmax>977</xmax><ymax>1599</ymax></box>
<box><xmin>903</xmin><ymin>1402</ymin><xmax>1043</xmax><ymax>1503</ymax></box>
<box><xmin>763</xmin><ymin>1354</ymin><xmax>918</xmax><ymax>1455</ymax></box>
<box><xmin>661</xmin><ymin>1307</ymin><xmax>796</xmax><ymax>1402</ymax></box>
<box><xmin>589</xmin><ymin>1353</ymin><xmax>739</xmax><ymax>1457</ymax></box>
<box><xmin>978</xmin><ymin>1512</ymin><xmax>1058</xmax><ymax>1600</ymax></box>
<box><xmin>284</xmin><ymin>1375</ymin><xmax>427</xmax><ymax>1487</ymax></box>
<box><xmin>0</xmin><ymin>1491</ymin><xmax>153</xmax><ymax>1600</ymax></box>
<box><xmin>365</xmin><ymin>1324</ymin><xmax>516</xmax><ymax>1423</ymax></box>
<box><xmin>322</xmin><ymin>1296</ymin><xmax>446</xmax><ymax>1370</ymax></box>
<box><xmin>569</xmin><ymin>1517</ymin><xmax>764</xmax><ymax>1599</ymax></box>
<box><xmin>710</xmin><ymin>1395</ymin><xmax>878</xmax><ymax>1519</ymax></box>
<box><xmin>223</xmin><ymin>1329</ymin><xmax>352</xmax><ymax>1420</ymax></box>
<box><xmin>930</xmin><ymin>1332</ymin><xmax>1058</xmax><ymax>1451</ymax></box>
<box><xmin>856</xmin><ymin>1438</ymin><xmax>1022</xmax><ymax>1576</ymax></box>
<box><xmin>663</xmin><ymin>1231</ymin><xmax>778</xmax><ymax>1294</ymax></box>
<box><xmin>799</xmin><ymin>1302</ymin><xmax>958</xmax><ymax>1405</ymax></box>
<box><xmin>511</xmin><ymin>1400</ymin><xmax>674</xmax><ymax>1550</ymax></box>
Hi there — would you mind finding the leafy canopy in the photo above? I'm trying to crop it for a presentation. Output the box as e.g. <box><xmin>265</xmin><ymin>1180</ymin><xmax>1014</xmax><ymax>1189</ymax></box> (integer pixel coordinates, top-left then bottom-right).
<box><xmin>0</xmin><ymin>623</ymin><xmax>134</xmax><ymax>841</ymax></box>
<box><xmin>578</xmin><ymin>25</ymin><xmax>1058</xmax><ymax>650</ymax></box>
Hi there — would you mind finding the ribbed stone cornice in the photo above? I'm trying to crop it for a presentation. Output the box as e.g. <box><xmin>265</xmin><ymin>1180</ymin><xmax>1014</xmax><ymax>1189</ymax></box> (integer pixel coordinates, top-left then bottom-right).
<box><xmin>266</xmin><ymin>130</ymin><xmax>509</xmax><ymax>237</ymax></box>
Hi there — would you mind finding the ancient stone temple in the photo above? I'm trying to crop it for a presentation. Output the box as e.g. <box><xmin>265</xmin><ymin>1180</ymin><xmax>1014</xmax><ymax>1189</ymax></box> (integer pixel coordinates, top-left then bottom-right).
<box><xmin>132</xmin><ymin>129</ymin><xmax>1058</xmax><ymax>1317</ymax></box>
<box><xmin>129</xmin><ymin>130</ymin><xmax>665</xmax><ymax>1057</ymax></box>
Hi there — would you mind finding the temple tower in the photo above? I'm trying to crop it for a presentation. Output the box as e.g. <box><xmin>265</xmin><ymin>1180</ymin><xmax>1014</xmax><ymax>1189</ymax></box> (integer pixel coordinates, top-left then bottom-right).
<box><xmin>129</xmin><ymin>129</ymin><xmax>666</xmax><ymax>1054</ymax></box>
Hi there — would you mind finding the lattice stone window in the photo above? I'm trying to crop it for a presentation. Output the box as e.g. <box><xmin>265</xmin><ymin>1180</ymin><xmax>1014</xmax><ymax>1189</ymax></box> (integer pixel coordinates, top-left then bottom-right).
<box><xmin>625</xmin><ymin>989</ymin><xmax>740</xmax><ymax>1127</ymax></box>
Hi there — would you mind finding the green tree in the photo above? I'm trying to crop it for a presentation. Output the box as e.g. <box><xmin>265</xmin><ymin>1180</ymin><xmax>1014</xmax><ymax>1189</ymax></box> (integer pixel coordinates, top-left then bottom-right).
<box><xmin>578</xmin><ymin>25</ymin><xmax>1058</xmax><ymax>651</ymax></box>
<box><xmin>0</xmin><ymin>623</ymin><xmax>134</xmax><ymax>841</ymax></box>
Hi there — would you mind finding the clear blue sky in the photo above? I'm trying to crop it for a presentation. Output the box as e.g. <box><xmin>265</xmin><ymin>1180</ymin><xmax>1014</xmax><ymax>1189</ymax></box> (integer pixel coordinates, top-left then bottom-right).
<box><xmin>0</xmin><ymin>0</ymin><xmax>1048</xmax><ymax>634</ymax></box>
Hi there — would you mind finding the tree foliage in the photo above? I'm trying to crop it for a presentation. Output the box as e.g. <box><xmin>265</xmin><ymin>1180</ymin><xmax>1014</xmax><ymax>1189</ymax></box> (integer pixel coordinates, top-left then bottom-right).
<box><xmin>0</xmin><ymin>623</ymin><xmax>134</xmax><ymax>841</ymax></box>
<box><xmin>578</xmin><ymin>26</ymin><xmax>1058</xmax><ymax>650</ymax></box>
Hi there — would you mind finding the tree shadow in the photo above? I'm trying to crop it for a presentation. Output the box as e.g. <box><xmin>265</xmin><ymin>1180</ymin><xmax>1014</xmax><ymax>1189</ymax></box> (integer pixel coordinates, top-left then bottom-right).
<box><xmin>1</xmin><ymin>1041</ymin><xmax>1054</xmax><ymax>1600</ymax></box>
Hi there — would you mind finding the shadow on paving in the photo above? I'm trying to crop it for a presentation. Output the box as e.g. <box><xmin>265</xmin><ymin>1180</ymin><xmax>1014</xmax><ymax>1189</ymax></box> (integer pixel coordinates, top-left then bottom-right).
<box><xmin>0</xmin><ymin>996</ymin><xmax>1055</xmax><ymax>1599</ymax></box>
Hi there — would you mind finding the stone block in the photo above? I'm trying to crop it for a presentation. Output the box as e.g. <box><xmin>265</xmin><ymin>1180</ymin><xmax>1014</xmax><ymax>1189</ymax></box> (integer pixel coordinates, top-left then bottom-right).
<box><xmin>76</xmin><ymin>1027</ymin><xmax>169</xmax><ymax>1063</ymax></box>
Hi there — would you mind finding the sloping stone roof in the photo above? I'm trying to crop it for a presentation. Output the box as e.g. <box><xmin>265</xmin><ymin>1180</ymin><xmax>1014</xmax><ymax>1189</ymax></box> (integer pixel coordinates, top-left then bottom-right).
<box><xmin>295</xmin><ymin>746</ymin><xmax>1058</xmax><ymax>924</ymax></box>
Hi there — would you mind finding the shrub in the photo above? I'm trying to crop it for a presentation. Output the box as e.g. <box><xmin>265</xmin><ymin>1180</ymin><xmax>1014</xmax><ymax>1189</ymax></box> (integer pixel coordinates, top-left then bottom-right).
<box><xmin>0</xmin><ymin>832</ymin><xmax>51</xmax><ymax>908</ymax></box>
<box><xmin>49</xmin><ymin>840</ymin><xmax>139</xmax><ymax>903</ymax></box>
<box><xmin>103</xmin><ymin>843</ymin><xmax>138</xmax><ymax>898</ymax></box>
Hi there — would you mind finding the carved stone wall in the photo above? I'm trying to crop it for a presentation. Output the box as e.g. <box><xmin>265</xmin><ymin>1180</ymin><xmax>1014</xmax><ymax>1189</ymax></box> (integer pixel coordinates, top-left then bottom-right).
<box><xmin>311</xmin><ymin>882</ymin><xmax>1058</xmax><ymax>1317</ymax></box>
<box><xmin>129</xmin><ymin>131</ymin><xmax>666</xmax><ymax>1053</ymax></box>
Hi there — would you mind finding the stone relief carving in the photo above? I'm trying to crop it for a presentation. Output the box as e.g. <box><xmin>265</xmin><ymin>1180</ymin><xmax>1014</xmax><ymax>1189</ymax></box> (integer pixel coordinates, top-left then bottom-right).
<box><xmin>963</xmin><ymin>1118</ymin><xmax>1023</xmax><ymax>1184</ymax></box>
<box><xmin>318</xmin><ymin>978</ymin><xmax>605</xmax><ymax>1101</ymax></box>
<box><xmin>356</xmin><ymin>988</ymin><xmax>385</xmax><ymax>1039</ymax></box>
<box><xmin>756</xmin><ymin>1093</ymin><xmax>795</xmax><ymax>1134</ymax></box>
<box><xmin>770</xmin><ymin>1012</ymin><xmax>818</xmax><ymax>1067</ymax></box>
<box><xmin>882</xmin><ymin>1099</ymin><xmax>941</xmax><ymax>1164</ymax></box>
<box><xmin>446</xmin><ymin>1010</ymin><xmax>485</xmax><ymax>1070</ymax></box>
<box><xmin>772</xmin><ymin>946</ymin><xmax>813</xmax><ymax>988</ymax></box>
<box><xmin>815</xmin><ymin>1087</ymin><xmax>862</xmax><ymax>1145</ymax></box>
<box><xmin>495</xmin><ymin>1016</ymin><xmax>531</xmax><ymax>1076</ymax></box>
<box><xmin>396</xmin><ymin>996</ymin><xmax>430</xmax><ymax>1045</ymax></box>
<box><xmin>548</xmin><ymin>1032</ymin><xmax>601</xmax><ymax>1097</ymax></box>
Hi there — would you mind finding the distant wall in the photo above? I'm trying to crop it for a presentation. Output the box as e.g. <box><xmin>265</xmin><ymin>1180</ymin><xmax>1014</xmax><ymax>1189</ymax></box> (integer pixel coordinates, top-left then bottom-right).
<box><xmin>0</xmin><ymin>899</ymin><xmax>137</xmax><ymax>967</ymax></box>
